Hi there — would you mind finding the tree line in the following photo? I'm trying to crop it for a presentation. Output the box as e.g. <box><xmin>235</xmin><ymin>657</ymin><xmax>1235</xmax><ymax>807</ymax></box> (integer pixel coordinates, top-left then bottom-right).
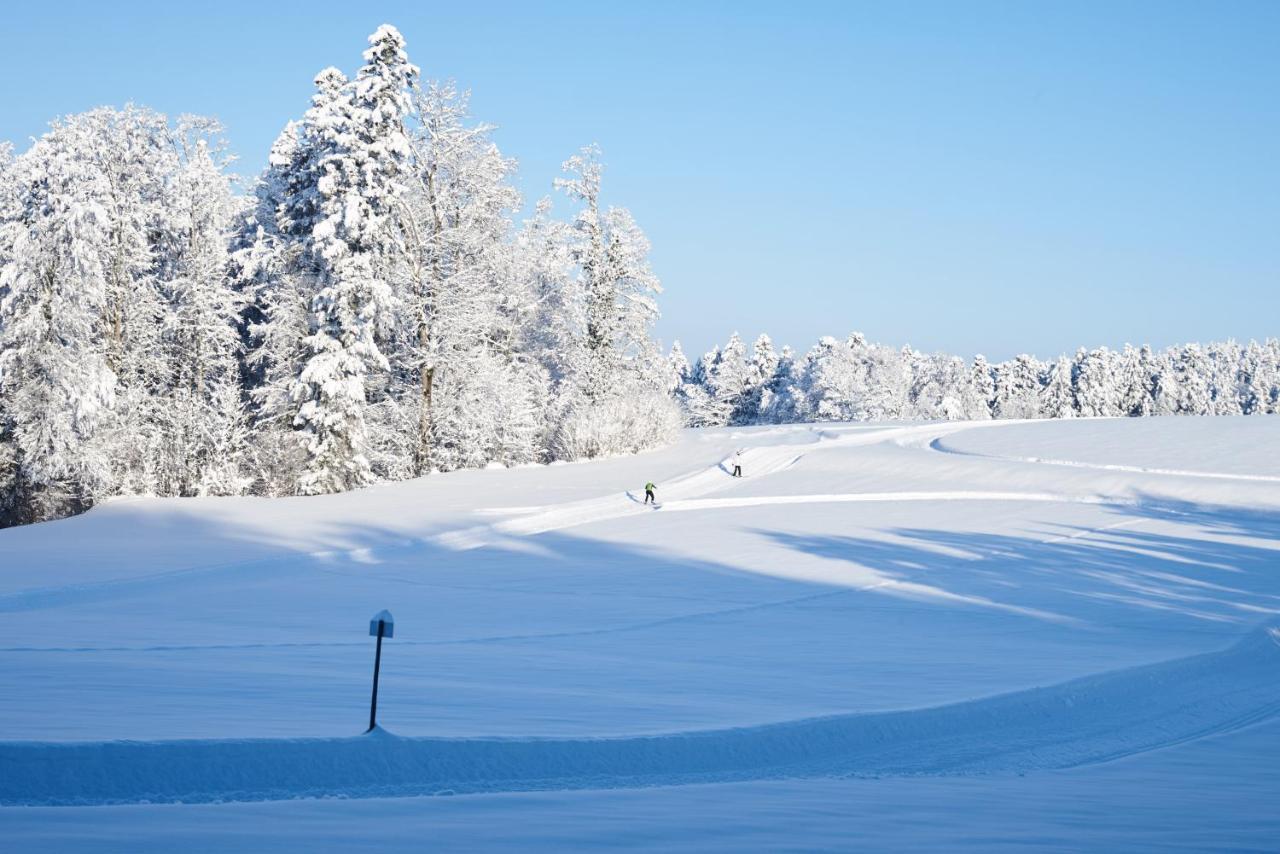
<box><xmin>0</xmin><ymin>25</ymin><xmax>677</xmax><ymax>527</ymax></box>
<box><xmin>672</xmin><ymin>333</ymin><xmax>1280</xmax><ymax>426</ymax></box>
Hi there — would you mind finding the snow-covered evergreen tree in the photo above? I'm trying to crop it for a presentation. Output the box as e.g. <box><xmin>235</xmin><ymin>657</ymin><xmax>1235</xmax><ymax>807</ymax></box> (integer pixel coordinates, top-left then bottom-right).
<box><xmin>756</xmin><ymin>345</ymin><xmax>801</xmax><ymax>423</ymax></box>
<box><xmin>1113</xmin><ymin>344</ymin><xmax>1154</xmax><ymax>417</ymax></box>
<box><xmin>1073</xmin><ymin>348</ymin><xmax>1121</xmax><ymax>417</ymax></box>
<box><xmin>665</xmin><ymin>341</ymin><xmax>690</xmax><ymax>397</ymax></box>
<box><xmin>708</xmin><ymin>333</ymin><xmax>750</xmax><ymax>425</ymax></box>
<box><xmin>1206</xmin><ymin>340</ymin><xmax>1243</xmax><ymax>415</ymax></box>
<box><xmin>1240</xmin><ymin>339</ymin><xmax>1279</xmax><ymax>415</ymax></box>
<box><xmin>992</xmin><ymin>354</ymin><xmax>1043</xmax><ymax>419</ymax></box>
<box><xmin>1171</xmin><ymin>344</ymin><xmax>1213</xmax><ymax>415</ymax></box>
<box><xmin>1038</xmin><ymin>356</ymin><xmax>1076</xmax><ymax>419</ymax></box>
<box><xmin>970</xmin><ymin>355</ymin><xmax>996</xmax><ymax>420</ymax></box>
<box><xmin>737</xmin><ymin>333</ymin><xmax>779</xmax><ymax>423</ymax></box>
<box><xmin>291</xmin><ymin>25</ymin><xmax>419</xmax><ymax>494</ymax></box>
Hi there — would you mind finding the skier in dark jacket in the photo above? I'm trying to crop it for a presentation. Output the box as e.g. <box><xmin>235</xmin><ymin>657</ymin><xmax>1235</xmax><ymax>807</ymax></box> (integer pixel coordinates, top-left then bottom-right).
<box><xmin>644</xmin><ymin>481</ymin><xmax>657</xmax><ymax>505</ymax></box>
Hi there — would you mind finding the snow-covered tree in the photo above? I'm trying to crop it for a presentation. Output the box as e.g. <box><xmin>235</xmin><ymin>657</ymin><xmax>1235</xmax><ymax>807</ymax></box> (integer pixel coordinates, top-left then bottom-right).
<box><xmin>757</xmin><ymin>345</ymin><xmax>802</xmax><ymax>423</ymax></box>
<box><xmin>0</xmin><ymin>124</ymin><xmax>117</xmax><ymax>521</ymax></box>
<box><xmin>992</xmin><ymin>354</ymin><xmax>1043</xmax><ymax>419</ymax></box>
<box><xmin>1206</xmin><ymin>340</ymin><xmax>1243</xmax><ymax>415</ymax></box>
<box><xmin>1241</xmin><ymin>339</ymin><xmax>1279</xmax><ymax>415</ymax></box>
<box><xmin>554</xmin><ymin>145</ymin><xmax>663</xmax><ymax>403</ymax></box>
<box><xmin>154</xmin><ymin>130</ymin><xmax>249</xmax><ymax>496</ymax></box>
<box><xmin>550</xmin><ymin>145</ymin><xmax>674</xmax><ymax>457</ymax></box>
<box><xmin>708</xmin><ymin>333</ymin><xmax>750</xmax><ymax>425</ymax></box>
<box><xmin>1073</xmin><ymin>347</ymin><xmax>1121</xmax><ymax>417</ymax></box>
<box><xmin>291</xmin><ymin>25</ymin><xmax>419</xmax><ymax>494</ymax></box>
<box><xmin>664</xmin><ymin>341</ymin><xmax>690</xmax><ymax>397</ymax></box>
<box><xmin>395</xmin><ymin>80</ymin><xmax>527</xmax><ymax>473</ymax></box>
<box><xmin>1170</xmin><ymin>344</ymin><xmax>1213</xmax><ymax>415</ymax></box>
<box><xmin>970</xmin><ymin>355</ymin><xmax>996</xmax><ymax>420</ymax></box>
<box><xmin>1113</xmin><ymin>344</ymin><xmax>1155</xmax><ymax>417</ymax></box>
<box><xmin>1039</xmin><ymin>356</ymin><xmax>1076</xmax><ymax>419</ymax></box>
<box><xmin>737</xmin><ymin>333</ymin><xmax>779</xmax><ymax>423</ymax></box>
<box><xmin>908</xmin><ymin>351</ymin><xmax>972</xmax><ymax>420</ymax></box>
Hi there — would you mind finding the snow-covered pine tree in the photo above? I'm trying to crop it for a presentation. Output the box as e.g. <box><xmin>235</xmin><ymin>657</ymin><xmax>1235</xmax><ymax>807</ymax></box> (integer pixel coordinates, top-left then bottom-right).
<box><xmin>1206</xmin><ymin>340</ymin><xmax>1243</xmax><ymax>415</ymax></box>
<box><xmin>1240</xmin><ymin>339</ymin><xmax>1279</xmax><ymax>415</ymax></box>
<box><xmin>237</xmin><ymin>73</ymin><xmax>349</xmax><ymax>494</ymax></box>
<box><xmin>1115</xmin><ymin>344</ymin><xmax>1156</xmax><ymax>417</ymax></box>
<box><xmin>680</xmin><ymin>346</ymin><xmax>728</xmax><ymax>427</ymax></box>
<box><xmin>934</xmin><ymin>354</ymin><xmax>977</xmax><ymax>420</ymax></box>
<box><xmin>665</xmin><ymin>341</ymin><xmax>691</xmax><ymax>397</ymax></box>
<box><xmin>1149</xmin><ymin>348</ymin><xmax>1179</xmax><ymax>416</ymax></box>
<box><xmin>757</xmin><ymin>345</ymin><xmax>802</xmax><ymax>423</ymax></box>
<box><xmin>708</xmin><ymin>332</ymin><xmax>750</xmax><ymax>425</ymax></box>
<box><xmin>1264</xmin><ymin>340</ymin><xmax>1280</xmax><ymax>413</ymax></box>
<box><xmin>1072</xmin><ymin>347</ymin><xmax>1121</xmax><ymax>417</ymax></box>
<box><xmin>736</xmin><ymin>333</ymin><xmax>779</xmax><ymax>423</ymax></box>
<box><xmin>1170</xmin><ymin>344</ymin><xmax>1213</xmax><ymax>415</ymax></box>
<box><xmin>292</xmin><ymin>25</ymin><xmax>419</xmax><ymax>494</ymax></box>
<box><xmin>1039</xmin><ymin>355</ymin><xmax>1076</xmax><ymax>418</ymax></box>
<box><xmin>992</xmin><ymin>354</ymin><xmax>1043</xmax><ymax>419</ymax></box>
<box><xmin>970</xmin><ymin>355</ymin><xmax>996</xmax><ymax>420</ymax></box>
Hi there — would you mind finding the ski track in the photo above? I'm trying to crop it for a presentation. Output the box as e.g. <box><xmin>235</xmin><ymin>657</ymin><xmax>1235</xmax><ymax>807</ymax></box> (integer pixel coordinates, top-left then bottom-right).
<box><xmin>929</xmin><ymin>437</ymin><xmax>1280</xmax><ymax>483</ymax></box>
<box><xmin>440</xmin><ymin>421</ymin><xmax>1040</xmax><ymax>550</ymax></box>
<box><xmin>4</xmin><ymin>626</ymin><xmax>1277</xmax><ymax>806</ymax></box>
<box><xmin>660</xmin><ymin>491</ymin><xmax>1133</xmax><ymax>513</ymax></box>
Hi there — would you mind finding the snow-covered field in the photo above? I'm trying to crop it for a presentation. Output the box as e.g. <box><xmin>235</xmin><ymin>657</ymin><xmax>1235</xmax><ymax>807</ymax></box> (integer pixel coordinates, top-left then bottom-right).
<box><xmin>2</xmin><ymin>417</ymin><xmax>1279</xmax><ymax>851</ymax></box>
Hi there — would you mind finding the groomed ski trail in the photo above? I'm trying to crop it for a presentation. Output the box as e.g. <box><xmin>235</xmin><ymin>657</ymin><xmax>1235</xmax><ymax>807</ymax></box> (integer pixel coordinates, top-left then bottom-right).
<box><xmin>440</xmin><ymin>421</ymin><xmax>1030</xmax><ymax>550</ymax></box>
<box><xmin>6</xmin><ymin>625</ymin><xmax>1277</xmax><ymax>806</ymax></box>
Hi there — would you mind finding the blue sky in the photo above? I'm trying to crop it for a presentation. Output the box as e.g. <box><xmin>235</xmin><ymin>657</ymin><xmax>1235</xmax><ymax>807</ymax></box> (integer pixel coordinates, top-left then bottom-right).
<box><xmin>3</xmin><ymin>1</ymin><xmax>1277</xmax><ymax>360</ymax></box>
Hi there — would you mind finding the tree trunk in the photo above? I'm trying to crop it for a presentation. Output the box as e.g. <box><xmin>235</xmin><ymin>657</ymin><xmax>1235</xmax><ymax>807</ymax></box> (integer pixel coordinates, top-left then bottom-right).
<box><xmin>416</xmin><ymin>358</ymin><xmax>434</xmax><ymax>476</ymax></box>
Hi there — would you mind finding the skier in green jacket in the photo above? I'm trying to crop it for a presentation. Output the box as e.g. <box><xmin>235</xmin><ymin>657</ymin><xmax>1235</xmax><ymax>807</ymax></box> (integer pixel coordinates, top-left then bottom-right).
<box><xmin>644</xmin><ymin>481</ymin><xmax>657</xmax><ymax>505</ymax></box>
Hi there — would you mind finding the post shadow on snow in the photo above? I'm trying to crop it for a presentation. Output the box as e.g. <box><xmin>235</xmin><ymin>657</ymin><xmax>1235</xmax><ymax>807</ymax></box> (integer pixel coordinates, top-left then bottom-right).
<box><xmin>748</xmin><ymin>495</ymin><xmax>1280</xmax><ymax>634</ymax></box>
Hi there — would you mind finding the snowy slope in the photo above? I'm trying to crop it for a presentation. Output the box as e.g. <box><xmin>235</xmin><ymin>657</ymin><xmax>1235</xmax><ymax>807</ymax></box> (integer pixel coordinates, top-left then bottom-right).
<box><xmin>2</xmin><ymin>417</ymin><xmax>1279</xmax><ymax>848</ymax></box>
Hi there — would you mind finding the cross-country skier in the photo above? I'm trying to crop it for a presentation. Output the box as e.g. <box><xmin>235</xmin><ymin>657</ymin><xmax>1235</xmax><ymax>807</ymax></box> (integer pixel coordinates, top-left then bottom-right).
<box><xmin>644</xmin><ymin>481</ymin><xmax>657</xmax><ymax>504</ymax></box>
<box><xmin>732</xmin><ymin>449</ymin><xmax>744</xmax><ymax>478</ymax></box>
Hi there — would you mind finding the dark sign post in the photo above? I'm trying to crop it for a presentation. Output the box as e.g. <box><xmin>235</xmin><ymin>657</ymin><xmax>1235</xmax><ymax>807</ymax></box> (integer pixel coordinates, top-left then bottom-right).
<box><xmin>367</xmin><ymin>610</ymin><xmax>394</xmax><ymax>732</ymax></box>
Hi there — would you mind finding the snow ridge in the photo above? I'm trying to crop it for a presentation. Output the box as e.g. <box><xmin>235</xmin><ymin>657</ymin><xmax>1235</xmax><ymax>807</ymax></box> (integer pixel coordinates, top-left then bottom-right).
<box><xmin>5</xmin><ymin>625</ymin><xmax>1277</xmax><ymax>806</ymax></box>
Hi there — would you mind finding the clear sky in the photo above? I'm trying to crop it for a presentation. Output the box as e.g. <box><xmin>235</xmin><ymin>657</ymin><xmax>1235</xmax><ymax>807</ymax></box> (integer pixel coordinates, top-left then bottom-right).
<box><xmin>3</xmin><ymin>1</ymin><xmax>1277</xmax><ymax>361</ymax></box>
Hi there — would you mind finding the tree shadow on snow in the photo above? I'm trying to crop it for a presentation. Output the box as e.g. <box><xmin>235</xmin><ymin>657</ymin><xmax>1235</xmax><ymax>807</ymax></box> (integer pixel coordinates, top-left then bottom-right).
<box><xmin>748</xmin><ymin>495</ymin><xmax>1280</xmax><ymax>635</ymax></box>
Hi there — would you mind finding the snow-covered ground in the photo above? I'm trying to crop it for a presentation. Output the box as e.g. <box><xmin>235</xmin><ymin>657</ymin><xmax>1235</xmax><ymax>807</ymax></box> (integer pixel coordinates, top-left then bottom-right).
<box><xmin>2</xmin><ymin>417</ymin><xmax>1279</xmax><ymax>850</ymax></box>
